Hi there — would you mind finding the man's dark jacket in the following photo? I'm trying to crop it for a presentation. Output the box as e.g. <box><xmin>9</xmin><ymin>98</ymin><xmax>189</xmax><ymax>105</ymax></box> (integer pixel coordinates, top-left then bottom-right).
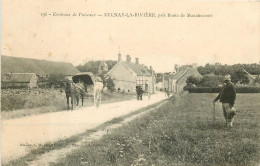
<box><xmin>215</xmin><ymin>83</ymin><xmax>236</xmax><ymax>107</ymax></box>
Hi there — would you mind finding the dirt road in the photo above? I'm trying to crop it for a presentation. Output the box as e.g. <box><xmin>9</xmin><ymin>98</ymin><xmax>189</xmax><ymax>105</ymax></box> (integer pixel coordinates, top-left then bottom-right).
<box><xmin>1</xmin><ymin>92</ymin><xmax>166</xmax><ymax>165</ymax></box>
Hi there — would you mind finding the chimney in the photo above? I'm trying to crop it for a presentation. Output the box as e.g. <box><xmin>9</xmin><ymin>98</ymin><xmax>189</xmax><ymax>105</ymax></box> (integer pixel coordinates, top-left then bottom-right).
<box><xmin>135</xmin><ymin>58</ymin><xmax>139</xmax><ymax>65</ymax></box>
<box><xmin>126</xmin><ymin>55</ymin><xmax>131</xmax><ymax>63</ymax></box>
<box><xmin>118</xmin><ymin>53</ymin><xmax>121</xmax><ymax>62</ymax></box>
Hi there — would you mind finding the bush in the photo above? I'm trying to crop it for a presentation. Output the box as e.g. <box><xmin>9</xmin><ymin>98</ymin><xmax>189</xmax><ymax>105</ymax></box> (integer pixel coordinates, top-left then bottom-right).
<box><xmin>254</xmin><ymin>75</ymin><xmax>260</xmax><ymax>86</ymax></box>
<box><xmin>199</xmin><ymin>76</ymin><xmax>223</xmax><ymax>87</ymax></box>
<box><xmin>1</xmin><ymin>89</ymin><xmax>66</xmax><ymax>111</ymax></box>
<box><xmin>186</xmin><ymin>75</ymin><xmax>224</xmax><ymax>88</ymax></box>
<box><xmin>231</xmin><ymin>69</ymin><xmax>250</xmax><ymax>84</ymax></box>
<box><xmin>186</xmin><ymin>76</ymin><xmax>201</xmax><ymax>86</ymax></box>
<box><xmin>185</xmin><ymin>86</ymin><xmax>260</xmax><ymax>93</ymax></box>
<box><xmin>1</xmin><ymin>94</ymin><xmax>27</xmax><ymax>111</ymax></box>
<box><xmin>106</xmin><ymin>77</ymin><xmax>115</xmax><ymax>92</ymax></box>
<box><xmin>185</xmin><ymin>87</ymin><xmax>221</xmax><ymax>93</ymax></box>
<box><xmin>47</xmin><ymin>74</ymin><xmax>65</xmax><ymax>87</ymax></box>
<box><xmin>235</xmin><ymin>86</ymin><xmax>260</xmax><ymax>93</ymax></box>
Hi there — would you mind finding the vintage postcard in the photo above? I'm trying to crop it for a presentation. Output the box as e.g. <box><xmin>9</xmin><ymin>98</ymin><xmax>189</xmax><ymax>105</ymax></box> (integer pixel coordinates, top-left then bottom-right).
<box><xmin>1</xmin><ymin>0</ymin><xmax>260</xmax><ymax>165</ymax></box>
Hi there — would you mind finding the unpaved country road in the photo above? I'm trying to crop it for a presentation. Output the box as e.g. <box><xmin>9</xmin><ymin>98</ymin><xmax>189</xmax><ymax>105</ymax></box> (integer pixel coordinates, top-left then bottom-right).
<box><xmin>1</xmin><ymin>92</ymin><xmax>166</xmax><ymax>165</ymax></box>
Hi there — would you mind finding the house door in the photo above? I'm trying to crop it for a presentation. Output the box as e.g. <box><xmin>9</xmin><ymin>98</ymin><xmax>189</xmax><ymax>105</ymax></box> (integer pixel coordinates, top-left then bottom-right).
<box><xmin>145</xmin><ymin>83</ymin><xmax>148</xmax><ymax>91</ymax></box>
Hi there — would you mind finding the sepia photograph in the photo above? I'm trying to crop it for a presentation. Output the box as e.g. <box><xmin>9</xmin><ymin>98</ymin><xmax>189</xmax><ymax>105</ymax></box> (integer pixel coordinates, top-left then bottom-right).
<box><xmin>1</xmin><ymin>0</ymin><xmax>260</xmax><ymax>165</ymax></box>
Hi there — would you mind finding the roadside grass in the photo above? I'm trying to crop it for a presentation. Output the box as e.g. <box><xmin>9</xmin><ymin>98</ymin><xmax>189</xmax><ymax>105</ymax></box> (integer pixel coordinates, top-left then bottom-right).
<box><xmin>1</xmin><ymin>90</ymin><xmax>136</xmax><ymax>120</ymax></box>
<box><xmin>52</xmin><ymin>93</ymin><xmax>260</xmax><ymax>166</ymax></box>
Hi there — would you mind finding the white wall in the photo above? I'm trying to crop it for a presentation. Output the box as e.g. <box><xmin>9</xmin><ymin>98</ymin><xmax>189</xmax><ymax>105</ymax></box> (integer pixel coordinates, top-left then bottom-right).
<box><xmin>109</xmin><ymin>63</ymin><xmax>137</xmax><ymax>92</ymax></box>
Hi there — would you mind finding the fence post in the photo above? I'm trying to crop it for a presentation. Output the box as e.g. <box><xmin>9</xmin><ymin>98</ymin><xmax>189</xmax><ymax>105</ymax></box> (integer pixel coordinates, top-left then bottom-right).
<box><xmin>213</xmin><ymin>102</ymin><xmax>216</xmax><ymax>123</ymax></box>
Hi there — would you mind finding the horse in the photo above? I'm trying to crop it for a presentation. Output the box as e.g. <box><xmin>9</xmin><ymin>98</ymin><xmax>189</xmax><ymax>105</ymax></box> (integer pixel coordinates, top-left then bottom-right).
<box><xmin>64</xmin><ymin>82</ymin><xmax>85</xmax><ymax>110</ymax></box>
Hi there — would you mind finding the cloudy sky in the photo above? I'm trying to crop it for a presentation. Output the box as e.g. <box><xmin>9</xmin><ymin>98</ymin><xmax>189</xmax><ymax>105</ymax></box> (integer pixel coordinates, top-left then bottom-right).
<box><xmin>2</xmin><ymin>0</ymin><xmax>260</xmax><ymax>72</ymax></box>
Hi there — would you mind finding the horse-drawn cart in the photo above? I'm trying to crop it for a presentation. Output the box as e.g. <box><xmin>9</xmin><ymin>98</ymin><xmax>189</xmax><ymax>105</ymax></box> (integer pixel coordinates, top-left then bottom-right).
<box><xmin>72</xmin><ymin>72</ymin><xmax>103</xmax><ymax>107</ymax></box>
<box><xmin>64</xmin><ymin>72</ymin><xmax>103</xmax><ymax>110</ymax></box>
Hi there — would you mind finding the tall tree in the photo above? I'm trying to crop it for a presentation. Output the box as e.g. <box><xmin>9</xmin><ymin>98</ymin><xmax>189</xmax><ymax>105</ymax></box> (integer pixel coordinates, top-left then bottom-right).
<box><xmin>231</xmin><ymin>69</ymin><xmax>250</xmax><ymax>84</ymax></box>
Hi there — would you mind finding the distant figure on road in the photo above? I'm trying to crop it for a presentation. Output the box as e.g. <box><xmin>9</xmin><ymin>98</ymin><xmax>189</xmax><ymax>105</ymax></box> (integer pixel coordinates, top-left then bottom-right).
<box><xmin>139</xmin><ymin>87</ymin><xmax>144</xmax><ymax>100</ymax></box>
<box><xmin>165</xmin><ymin>88</ymin><xmax>170</xmax><ymax>97</ymax></box>
<box><xmin>136</xmin><ymin>86</ymin><xmax>144</xmax><ymax>100</ymax></box>
<box><xmin>136</xmin><ymin>86</ymin><xmax>139</xmax><ymax>100</ymax></box>
<box><xmin>166</xmin><ymin>89</ymin><xmax>170</xmax><ymax>97</ymax></box>
<box><xmin>214</xmin><ymin>76</ymin><xmax>236</xmax><ymax>127</ymax></box>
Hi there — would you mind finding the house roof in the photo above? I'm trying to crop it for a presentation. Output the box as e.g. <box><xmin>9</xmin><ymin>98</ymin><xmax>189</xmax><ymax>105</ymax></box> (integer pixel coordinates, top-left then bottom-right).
<box><xmin>172</xmin><ymin>68</ymin><xmax>190</xmax><ymax>81</ymax></box>
<box><xmin>163</xmin><ymin>67</ymin><xmax>202</xmax><ymax>83</ymax></box>
<box><xmin>251</xmin><ymin>75</ymin><xmax>258</xmax><ymax>79</ymax></box>
<box><xmin>1</xmin><ymin>73</ymin><xmax>36</xmax><ymax>83</ymax></box>
<box><xmin>243</xmin><ymin>69</ymin><xmax>257</xmax><ymax>80</ymax></box>
<box><xmin>1</xmin><ymin>56</ymin><xmax>80</xmax><ymax>76</ymax></box>
<box><xmin>122</xmin><ymin>62</ymin><xmax>152</xmax><ymax>76</ymax></box>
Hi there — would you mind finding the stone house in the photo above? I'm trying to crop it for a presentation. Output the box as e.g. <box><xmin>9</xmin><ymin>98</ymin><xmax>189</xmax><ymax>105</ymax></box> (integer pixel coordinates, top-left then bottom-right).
<box><xmin>108</xmin><ymin>53</ymin><xmax>155</xmax><ymax>93</ymax></box>
<box><xmin>163</xmin><ymin>65</ymin><xmax>202</xmax><ymax>93</ymax></box>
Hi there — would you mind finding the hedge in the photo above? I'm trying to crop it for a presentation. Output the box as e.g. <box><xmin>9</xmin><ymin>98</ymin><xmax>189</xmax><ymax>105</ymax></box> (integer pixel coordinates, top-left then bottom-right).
<box><xmin>1</xmin><ymin>85</ymin><xmax>29</xmax><ymax>89</ymax></box>
<box><xmin>185</xmin><ymin>87</ymin><xmax>260</xmax><ymax>93</ymax></box>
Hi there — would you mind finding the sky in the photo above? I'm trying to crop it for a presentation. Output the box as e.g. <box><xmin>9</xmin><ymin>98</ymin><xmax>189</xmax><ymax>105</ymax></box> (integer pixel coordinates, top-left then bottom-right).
<box><xmin>2</xmin><ymin>0</ymin><xmax>260</xmax><ymax>73</ymax></box>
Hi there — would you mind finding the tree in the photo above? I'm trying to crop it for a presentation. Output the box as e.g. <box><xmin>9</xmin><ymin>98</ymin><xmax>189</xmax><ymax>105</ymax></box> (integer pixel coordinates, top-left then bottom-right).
<box><xmin>199</xmin><ymin>75</ymin><xmax>222</xmax><ymax>87</ymax></box>
<box><xmin>106</xmin><ymin>76</ymin><xmax>115</xmax><ymax>91</ymax></box>
<box><xmin>76</xmin><ymin>60</ymin><xmax>100</xmax><ymax>74</ymax></box>
<box><xmin>186</xmin><ymin>76</ymin><xmax>201</xmax><ymax>86</ymax></box>
<box><xmin>231</xmin><ymin>69</ymin><xmax>249</xmax><ymax>84</ymax></box>
<box><xmin>47</xmin><ymin>74</ymin><xmax>65</xmax><ymax>87</ymax></box>
<box><xmin>197</xmin><ymin>63</ymin><xmax>260</xmax><ymax>76</ymax></box>
<box><xmin>197</xmin><ymin>63</ymin><xmax>215</xmax><ymax>75</ymax></box>
<box><xmin>254</xmin><ymin>75</ymin><xmax>260</xmax><ymax>86</ymax></box>
<box><xmin>105</xmin><ymin>60</ymin><xmax>118</xmax><ymax>70</ymax></box>
<box><xmin>99</xmin><ymin>73</ymin><xmax>107</xmax><ymax>89</ymax></box>
<box><xmin>76</xmin><ymin>60</ymin><xmax>117</xmax><ymax>74</ymax></box>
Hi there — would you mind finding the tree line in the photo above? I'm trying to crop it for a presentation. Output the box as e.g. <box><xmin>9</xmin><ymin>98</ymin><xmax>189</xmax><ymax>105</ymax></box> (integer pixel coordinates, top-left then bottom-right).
<box><xmin>197</xmin><ymin>63</ymin><xmax>260</xmax><ymax>75</ymax></box>
<box><xmin>76</xmin><ymin>60</ymin><xmax>117</xmax><ymax>74</ymax></box>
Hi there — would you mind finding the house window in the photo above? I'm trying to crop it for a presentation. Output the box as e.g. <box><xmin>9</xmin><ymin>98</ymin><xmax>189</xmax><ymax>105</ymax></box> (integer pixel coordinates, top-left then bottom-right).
<box><xmin>137</xmin><ymin>77</ymin><xmax>147</xmax><ymax>85</ymax></box>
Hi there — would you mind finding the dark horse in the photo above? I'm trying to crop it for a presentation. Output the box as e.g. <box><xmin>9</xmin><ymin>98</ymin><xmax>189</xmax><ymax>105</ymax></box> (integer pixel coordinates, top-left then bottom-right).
<box><xmin>64</xmin><ymin>82</ymin><xmax>85</xmax><ymax>110</ymax></box>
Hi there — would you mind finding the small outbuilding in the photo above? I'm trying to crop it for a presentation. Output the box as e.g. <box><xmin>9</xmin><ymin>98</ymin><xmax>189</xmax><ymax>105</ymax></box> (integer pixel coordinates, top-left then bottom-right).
<box><xmin>1</xmin><ymin>73</ymin><xmax>38</xmax><ymax>89</ymax></box>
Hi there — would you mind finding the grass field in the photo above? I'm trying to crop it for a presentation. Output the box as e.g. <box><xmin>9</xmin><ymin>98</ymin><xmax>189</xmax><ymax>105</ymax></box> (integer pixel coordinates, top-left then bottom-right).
<box><xmin>53</xmin><ymin>92</ymin><xmax>260</xmax><ymax>166</ymax></box>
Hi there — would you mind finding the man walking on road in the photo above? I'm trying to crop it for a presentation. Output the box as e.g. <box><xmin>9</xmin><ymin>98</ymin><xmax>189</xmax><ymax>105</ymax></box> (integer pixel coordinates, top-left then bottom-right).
<box><xmin>136</xmin><ymin>86</ymin><xmax>140</xmax><ymax>100</ymax></box>
<box><xmin>136</xmin><ymin>86</ymin><xmax>144</xmax><ymax>100</ymax></box>
<box><xmin>214</xmin><ymin>76</ymin><xmax>236</xmax><ymax>127</ymax></box>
